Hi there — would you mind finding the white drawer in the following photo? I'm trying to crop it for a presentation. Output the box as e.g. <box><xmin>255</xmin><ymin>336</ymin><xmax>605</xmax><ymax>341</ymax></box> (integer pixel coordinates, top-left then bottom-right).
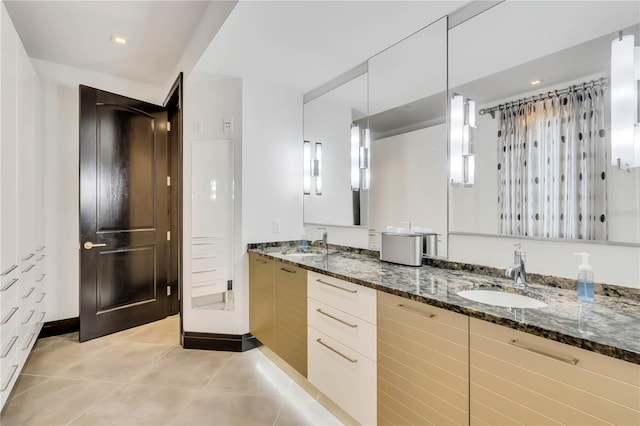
<box><xmin>1</xmin><ymin>305</ymin><xmax>20</xmax><ymax>331</ymax></box>
<box><xmin>192</xmin><ymin>267</ymin><xmax>226</xmax><ymax>284</ymax></box>
<box><xmin>308</xmin><ymin>298</ymin><xmax>377</xmax><ymax>361</ymax></box>
<box><xmin>192</xmin><ymin>239</ymin><xmax>226</xmax><ymax>256</ymax></box>
<box><xmin>1</xmin><ymin>274</ymin><xmax>19</xmax><ymax>312</ymax></box>
<box><xmin>308</xmin><ymin>327</ymin><xmax>376</xmax><ymax>426</ymax></box>
<box><xmin>192</xmin><ymin>281</ymin><xmax>227</xmax><ymax>298</ymax></box>
<box><xmin>0</xmin><ymin>360</ymin><xmax>19</xmax><ymax>407</ymax></box>
<box><xmin>308</xmin><ymin>271</ymin><xmax>377</xmax><ymax>324</ymax></box>
<box><xmin>17</xmin><ymin>327</ymin><xmax>37</xmax><ymax>366</ymax></box>
<box><xmin>192</xmin><ymin>254</ymin><xmax>226</xmax><ymax>271</ymax></box>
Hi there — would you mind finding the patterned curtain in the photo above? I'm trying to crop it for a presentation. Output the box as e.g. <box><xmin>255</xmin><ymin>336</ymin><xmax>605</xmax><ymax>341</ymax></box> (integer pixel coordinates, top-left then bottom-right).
<box><xmin>497</xmin><ymin>86</ymin><xmax>607</xmax><ymax>240</ymax></box>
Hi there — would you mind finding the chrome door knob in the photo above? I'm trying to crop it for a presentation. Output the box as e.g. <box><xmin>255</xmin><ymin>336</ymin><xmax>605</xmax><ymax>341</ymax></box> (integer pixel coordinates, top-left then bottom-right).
<box><xmin>83</xmin><ymin>242</ymin><xmax>107</xmax><ymax>250</ymax></box>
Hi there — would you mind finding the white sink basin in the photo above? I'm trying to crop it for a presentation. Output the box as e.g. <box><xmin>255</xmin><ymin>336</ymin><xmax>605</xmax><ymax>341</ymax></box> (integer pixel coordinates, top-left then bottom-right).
<box><xmin>457</xmin><ymin>290</ymin><xmax>547</xmax><ymax>309</ymax></box>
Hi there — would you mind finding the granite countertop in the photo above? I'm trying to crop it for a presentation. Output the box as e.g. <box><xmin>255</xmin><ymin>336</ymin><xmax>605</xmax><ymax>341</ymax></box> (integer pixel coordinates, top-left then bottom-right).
<box><xmin>248</xmin><ymin>244</ymin><xmax>640</xmax><ymax>365</ymax></box>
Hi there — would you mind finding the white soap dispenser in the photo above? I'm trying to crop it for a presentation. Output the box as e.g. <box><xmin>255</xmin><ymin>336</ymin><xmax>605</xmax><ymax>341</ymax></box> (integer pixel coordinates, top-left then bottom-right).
<box><xmin>573</xmin><ymin>252</ymin><xmax>594</xmax><ymax>303</ymax></box>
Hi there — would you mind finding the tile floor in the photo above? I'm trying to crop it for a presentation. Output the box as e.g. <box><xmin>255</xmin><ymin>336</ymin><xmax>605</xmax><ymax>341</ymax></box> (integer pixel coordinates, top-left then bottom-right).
<box><xmin>1</xmin><ymin>315</ymin><xmax>343</xmax><ymax>426</ymax></box>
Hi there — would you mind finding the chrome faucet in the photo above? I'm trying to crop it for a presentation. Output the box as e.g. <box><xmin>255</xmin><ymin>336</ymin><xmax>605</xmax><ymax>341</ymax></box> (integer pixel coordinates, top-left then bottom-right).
<box><xmin>505</xmin><ymin>244</ymin><xmax>527</xmax><ymax>287</ymax></box>
<box><xmin>313</xmin><ymin>227</ymin><xmax>328</xmax><ymax>255</ymax></box>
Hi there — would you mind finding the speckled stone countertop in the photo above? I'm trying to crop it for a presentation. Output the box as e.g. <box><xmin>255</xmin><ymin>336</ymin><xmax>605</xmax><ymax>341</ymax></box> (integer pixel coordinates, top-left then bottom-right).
<box><xmin>248</xmin><ymin>243</ymin><xmax>640</xmax><ymax>365</ymax></box>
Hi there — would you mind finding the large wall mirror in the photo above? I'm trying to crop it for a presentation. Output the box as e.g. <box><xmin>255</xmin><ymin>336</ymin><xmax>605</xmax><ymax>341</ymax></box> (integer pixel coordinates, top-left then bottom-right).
<box><xmin>303</xmin><ymin>72</ymin><xmax>369</xmax><ymax>227</ymax></box>
<box><xmin>448</xmin><ymin>1</ymin><xmax>640</xmax><ymax>245</ymax></box>
<box><xmin>368</xmin><ymin>17</ymin><xmax>448</xmax><ymax>256</ymax></box>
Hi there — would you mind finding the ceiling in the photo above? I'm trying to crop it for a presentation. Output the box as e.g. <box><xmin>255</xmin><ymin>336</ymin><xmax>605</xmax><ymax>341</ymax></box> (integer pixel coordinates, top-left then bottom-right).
<box><xmin>195</xmin><ymin>1</ymin><xmax>469</xmax><ymax>94</ymax></box>
<box><xmin>4</xmin><ymin>0</ymin><xmax>217</xmax><ymax>85</ymax></box>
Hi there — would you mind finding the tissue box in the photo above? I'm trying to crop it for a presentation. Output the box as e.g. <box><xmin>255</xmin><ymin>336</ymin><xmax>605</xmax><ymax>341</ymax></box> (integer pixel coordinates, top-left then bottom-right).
<box><xmin>380</xmin><ymin>232</ymin><xmax>423</xmax><ymax>266</ymax></box>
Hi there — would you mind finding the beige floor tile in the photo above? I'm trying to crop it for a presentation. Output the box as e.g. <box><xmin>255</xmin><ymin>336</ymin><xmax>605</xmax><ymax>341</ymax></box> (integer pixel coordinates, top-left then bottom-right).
<box><xmin>0</xmin><ymin>378</ymin><xmax>118</xmax><ymax>426</ymax></box>
<box><xmin>69</xmin><ymin>383</ymin><xmax>197</xmax><ymax>425</ymax></box>
<box><xmin>32</xmin><ymin>335</ymin><xmax>61</xmax><ymax>351</ymax></box>
<box><xmin>130</xmin><ymin>346</ymin><xmax>232</xmax><ymax>389</ymax></box>
<box><xmin>170</xmin><ymin>392</ymin><xmax>283</xmax><ymax>426</ymax></box>
<box><xmin>57</xmin><ymin>342</ymin><xmax>172</xmax><ymax>382</ymax></box>
<box><xmin>274</xmin><ymin>400</ymin><xmax>343</xmax><ymax>426</ymax></box>
<box><xmin>8</xmin><ymin>374</ymin><xmax>51</xmax><ymax>401</ymax></box>
<box><xmin>22</xmin><ymin>335</ymin><xmax>113</xmax><ymax>376</ymax></box>
<box><xmin>205</xmin><ymin>349</ymin><xmax>293</xmax><ymax>398</ymax></box>
<box><xmin>123</xmin><ymin>320</ymin><xmax>181</xmax><ymax>345</ymax></box>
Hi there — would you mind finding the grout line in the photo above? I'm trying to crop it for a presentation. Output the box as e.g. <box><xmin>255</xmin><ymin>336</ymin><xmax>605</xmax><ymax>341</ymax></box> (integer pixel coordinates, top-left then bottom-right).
<box><xmin>63</xmin><ymin>381</ymin><xmax>127</xmax><ymax>426</ymax></box>
<box><xmin>201</xmin><ymin>352</ymin><xmax>235</xmax><ymax>389</ymax></box>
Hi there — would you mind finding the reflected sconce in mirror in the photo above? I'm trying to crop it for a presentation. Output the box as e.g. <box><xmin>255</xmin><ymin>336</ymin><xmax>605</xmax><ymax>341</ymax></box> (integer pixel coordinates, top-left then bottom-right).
<box><xmin>303</xmin><ymin>140</ymin><xmax>322</xmax><ymax>195</ymax></box>
<box><xmin>611</xmin><ymin>31</ymin><xmax>640</xmax><ymax>170</ymax></box>
<box><xmin>350</xmin><ymin>124</ymin><xmax>370</xmax><ymax>191</ymax></box>
<box><xmin>450</xmin><ymin>94</ymin><xmax>477</xmax><ymax>185</ymax></box>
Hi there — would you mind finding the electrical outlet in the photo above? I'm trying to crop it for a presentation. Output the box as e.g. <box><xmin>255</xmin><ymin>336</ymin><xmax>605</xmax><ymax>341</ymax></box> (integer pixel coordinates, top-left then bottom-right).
<box><xmin>223</xmin><ymin>117</ymin><xmax>233</xmax><ymax>133</ymax></box>
<box><xmin>273</xmin><ymin>219</ymin><xmax>281</xmax><ymax>233</ymax></box>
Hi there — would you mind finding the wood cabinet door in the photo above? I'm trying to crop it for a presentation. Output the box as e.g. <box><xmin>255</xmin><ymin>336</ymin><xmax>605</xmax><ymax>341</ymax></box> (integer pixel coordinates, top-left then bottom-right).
<box><xmin>248</xmin><ymin>253</ymin><xmax>274</xmax><ymax>347</ymax></box>
<box><xmin>274</xmin><ymin>260</ymin><xmax>307</xmax><ymax>377</ymax></box>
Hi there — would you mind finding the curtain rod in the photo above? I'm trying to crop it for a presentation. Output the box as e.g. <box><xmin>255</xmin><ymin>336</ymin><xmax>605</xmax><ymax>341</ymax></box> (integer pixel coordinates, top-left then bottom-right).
<box><xmin>478</xmin><ymin>77</ymin><xmax>608</xmax><ymax>119</ymax></box>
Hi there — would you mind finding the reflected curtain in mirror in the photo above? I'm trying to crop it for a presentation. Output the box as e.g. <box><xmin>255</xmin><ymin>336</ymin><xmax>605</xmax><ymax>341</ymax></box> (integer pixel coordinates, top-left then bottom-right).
<box><xmin>497</xmin><ymin>86</ymin><xmax>607</xmax><ymax>240</ymax></box>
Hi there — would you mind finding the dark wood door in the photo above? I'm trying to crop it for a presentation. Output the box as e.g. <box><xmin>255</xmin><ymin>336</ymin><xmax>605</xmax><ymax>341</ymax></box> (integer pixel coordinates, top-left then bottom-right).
<box><xmin>79</xmin><ymin>85</ymin><xmax>171</xmax><ymax>342</ymax></box>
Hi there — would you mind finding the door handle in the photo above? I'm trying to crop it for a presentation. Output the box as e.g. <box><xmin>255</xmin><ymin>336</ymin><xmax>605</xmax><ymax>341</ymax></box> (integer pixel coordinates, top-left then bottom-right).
<box><xmin>83</xmin><ymin>242</ymin><xmax>107</xmax><ymax>250</ymax></box>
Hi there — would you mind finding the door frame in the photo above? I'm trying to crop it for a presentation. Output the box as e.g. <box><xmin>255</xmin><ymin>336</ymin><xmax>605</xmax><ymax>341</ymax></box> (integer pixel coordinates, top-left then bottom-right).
<box><xmin>164</xmin><ymin>73</ymin><xmax>184</xmax><ymax>342</ymax></box>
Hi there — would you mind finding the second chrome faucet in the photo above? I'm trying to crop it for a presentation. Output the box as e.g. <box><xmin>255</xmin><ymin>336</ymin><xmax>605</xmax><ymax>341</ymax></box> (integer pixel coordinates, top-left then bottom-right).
<box><xmin>505</xmin><ymin>244</ymin><xmax>527</xmax><ymax>287</ymax></box>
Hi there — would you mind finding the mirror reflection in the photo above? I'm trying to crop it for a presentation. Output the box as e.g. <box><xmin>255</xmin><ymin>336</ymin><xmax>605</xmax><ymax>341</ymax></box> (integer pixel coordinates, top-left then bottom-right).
<box><xmin>303</xmin><ymin>73</ymin><xmax>369</xmax><ymax>227</ymax></box>
<box><xmin>449</xmin><ymin>2</ymin><xmax>640</xmax><ymax>244</ymax></box>
<box><xmin>368</xmin><ymin>17</ymin><xmax>448</xmax><ymax>256</ymax></box>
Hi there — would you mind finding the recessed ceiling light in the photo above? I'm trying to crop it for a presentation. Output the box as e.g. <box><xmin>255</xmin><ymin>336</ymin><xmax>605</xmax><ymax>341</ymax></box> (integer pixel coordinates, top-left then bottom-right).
<box><xmin>111</xmin><ymin>35</ymin><xmax>127</xmax><ymax>45</ymax></box>
<box><xmin>530</xmin><ymin>79</ymin><xmax>543</xmax><ymax>86</ymax></box>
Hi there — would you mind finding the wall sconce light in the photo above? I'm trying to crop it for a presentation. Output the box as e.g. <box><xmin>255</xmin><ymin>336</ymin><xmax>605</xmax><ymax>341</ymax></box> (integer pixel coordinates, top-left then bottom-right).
<box><xmin>314</xmin><ymin>142</ymin><xmax>322</xmax><ymax>195</ymax></box>
<box><xmin>303</xmin><ymin>140</ymin><xmax>311</xmax><ymax>194</ymax></box>
<box><xmin>350</xmin><ymin>124</ymin><xmax>370</xmax><ymax>190</ymax></box>
<box><xmin>303</xmin><ymin>140</ymin><xmax>322</xmax><ymax>195</ymax></box>
<box><xmin>451</xmin><ymin>94</ymin><xmax>477</xmax><ymax>185</ymax></box>
<box><xmin>611</xmin><ymin>31</ymin><xmax>640</xmax><ymax>170</ymax></box>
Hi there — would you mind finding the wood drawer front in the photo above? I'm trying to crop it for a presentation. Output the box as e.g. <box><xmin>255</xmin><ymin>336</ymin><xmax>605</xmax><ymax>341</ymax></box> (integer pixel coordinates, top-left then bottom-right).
<box><xmin>308</xmin><ymin>271</ymin><xmax>376</xmax><ymax>324</ymax></box>
<box><xmin>308</xmin><ymin>327</ymin><xmax>376</xmax><ymax>426</ymax></box>
<box><xmin>470</xmin><ymin>318</ymin><xmax>640</xmax><ymax>426</ymax></box>
<box><xmin>192</xmin><ymin>281</ymin><xmax>227</xmax><ymax>298</ymax></box>
<box><xmin>274</xmin><ymin>261</ymin><xmax>307</xmax><ymax>377</ymax></box>
<box><xmin>248</xmin><ymin>253</ymin><xmax>274</xmax><ymax>347</ymax></box>
<box><xmin>378</xmin><ymin>291</ymin><xmax>469</xmax><ymax>426</ymax></box>
<box><xmin>308</xmin><ymin>298</ymin><xmax>376</xmax><ymax>362</ymax></box>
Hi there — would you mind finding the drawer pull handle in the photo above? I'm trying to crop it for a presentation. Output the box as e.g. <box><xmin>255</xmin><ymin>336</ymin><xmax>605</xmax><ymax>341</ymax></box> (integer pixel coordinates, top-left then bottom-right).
<box><xmin>37</xmin><ymin>293</ymin><xmax>46</xmax><ymax>303</ymax></box>
<box><xmin>254</xmin><ymin>258</ymin><xmax>268</xmax><ymax>264</ymax></box>
<box><xmin>36</xmin><ymin>274</ymin><xmax>46</xmax><ymax>282</ymax></box>
<box><xmin>22</xmin><ymin>333</ymin><xmax>36</xmax><ymax>351</ymax></box>
<box><xmin>397</xmin><ymin>303</ymin><xmax>435</xmax><ymax>318</ymax></box>
<box><xmin>36</xmin><ymin>246</ymin><xmax>46</xmax><ymax>252</ymax></box>
<box><xmin>23</xmin><ymin>287</ymin><xmax>35</xmax><ymax>299</ymax></box>
<box><xmin>316</xmin><ymin>309</ymin><xmax>358</xmax><ymax>328</ymax></box>
<box><xmin>36</xmin><ymin>254</ymin><xmax>45</xmax><ymax>261</ymax></box>
<box><xmin>508</xmin><ymin>339</ymin><xmax>578</xmax><ymax>365</ymax></box>
<box><xmin>1</xmin><ymin>278</ymin><xmax>18</xmax><ymax>291</ymax></box>
<box><xmin>1</xmin><ymin>265</ymin><xmax>18</xmax><ymax>276</ymax></box>
<box><xmin>1</xmin><ymin>307</ymin><xmax>18</xmax><ymax>325</ymax></box>
<box><xmin>1</xmin><ymin>336</ymin><xmax>18</xmax><ymax>358</ymax></box>
<box><xmin>316</xmin><ymin>278</ymin><xmax>357</xmax><ymax>294</ymax></box>
<box><xmin>22</xmin><ymin>253</ymin><xmax>35</xmax><ymax>261</ymax></box>
<box><xmin>22</xmin><ymin>264</ymin><xmax>35</xmax><ymax>273</ymax></box>
<box><xmin>280</xmin><ymin>267</ymin><xmax>297</xmax><ymax>274</ymax></box>
<box><xmin>22</xmin><ymin>310</ymin><xmax>35</xmax><ymax>325</ymax></box>
<box><xmin>38</xmin><ymin>312</ymin><xmax>46</xmax><ymax>323</ymax></box>
<box><xmin>193</xmin><ymin>255</ymin><xmax>216</xmax><ymax>260</ymax></box>
<box><xmin>316</xmin><ymin>339</ymin><xmax>358</xmax><ymax>363</ymax></box>
<box><xmin>1</xmin><ymin>365</ymin><xmax>18</xmax><ymax>392</ymax></box>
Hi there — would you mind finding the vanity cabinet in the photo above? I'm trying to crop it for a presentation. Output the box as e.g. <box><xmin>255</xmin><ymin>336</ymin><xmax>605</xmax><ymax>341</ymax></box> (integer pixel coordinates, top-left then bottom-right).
<box><xmin>470</xmin><ymin>318</ymin><xmax>640</xmax><ymax>425</ymax></box>
<box><xmin>248</xmin><ymin>252</ymin><xmax>275</xmax><ymax>347</ymax></box>
<box><xmin>307</xmin><ymin>271</ymin><xmax>377</xmax><ymax>425</ymax></box>
<box><xmin>377</xmin><ymin>291</ymin><xmax>469</xmax><ymax>426</ymax></box>
<box><xmin>248</xmin><ymin>254</ymin><xmax>307</xmax><ymax>377</ymax></box>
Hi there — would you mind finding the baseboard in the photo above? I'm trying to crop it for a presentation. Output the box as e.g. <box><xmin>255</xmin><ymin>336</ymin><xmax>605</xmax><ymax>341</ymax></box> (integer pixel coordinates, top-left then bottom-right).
<box><xmin>182</xmin><ymin>332</ymin><xmax>261</xmax><ymax>352</ymax></box>
<box><xmin>38</xmin><ymin>317</ymin><xmax>80</xmax><ymax>338</ymax></box>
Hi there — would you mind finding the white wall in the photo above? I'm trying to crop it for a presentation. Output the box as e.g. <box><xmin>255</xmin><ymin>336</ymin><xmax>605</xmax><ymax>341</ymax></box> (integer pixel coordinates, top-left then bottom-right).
<box><xmin>34</xmin><ymin>59</ymin><xmax>166</xmax><ymax>321</ymax></box>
